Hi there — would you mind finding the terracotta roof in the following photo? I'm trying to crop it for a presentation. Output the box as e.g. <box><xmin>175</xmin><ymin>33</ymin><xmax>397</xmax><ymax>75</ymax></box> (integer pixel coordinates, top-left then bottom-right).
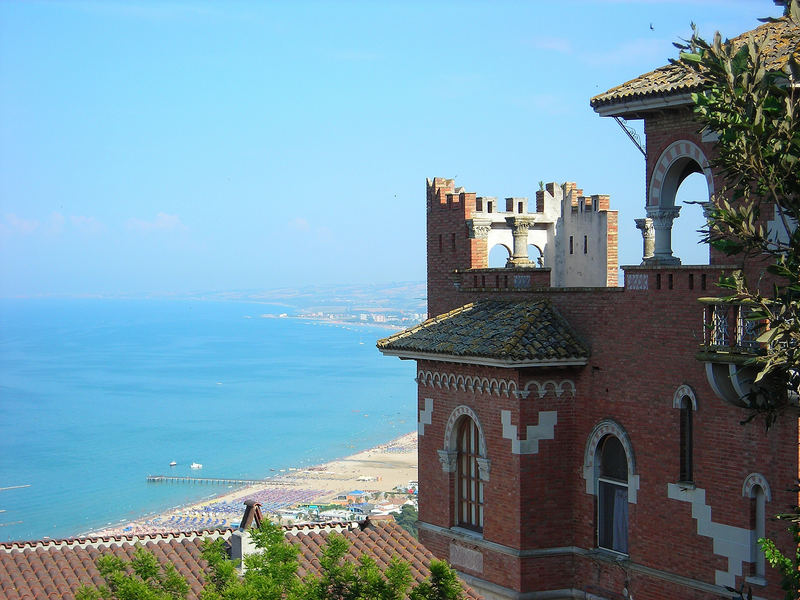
<box><xmin>0</xmin><ymin>519</ymin><xmax>480</xmax><ymax>600</ymax></box>
<box><xmin>591</xmin><ymin>17</ymin><xmax>800</xmax><ymax>114</ymax></box>
<box><xmin>377</xmin><ymin>300</ymin><xmax>588</xmax><ymax>367</ymax></box>
<box><xmin>0</xmin><ymin>529</ymin><xmax>223</xmax><ymax>600</ymax></box>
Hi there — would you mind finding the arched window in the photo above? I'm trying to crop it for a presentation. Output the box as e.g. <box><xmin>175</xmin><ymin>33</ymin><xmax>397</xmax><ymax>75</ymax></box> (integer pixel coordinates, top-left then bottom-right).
<box><xmin>679</xmin><ymin>397</ymin><xmax>693</xmax><ymax>482</ymax></box>
<box><xmin>597</xmin><ymin>435</ymin><xmax>628</xmax><ymax>553</ymax></box>
<box><xmin>457</xmin><ymin>417</ymin><xmax>483</xmax><ymax>531</ymax></box>
<box><xmin>751</xmin><ymin>485</ymin><xmax>766</xmax><ymax>579</ymax></box>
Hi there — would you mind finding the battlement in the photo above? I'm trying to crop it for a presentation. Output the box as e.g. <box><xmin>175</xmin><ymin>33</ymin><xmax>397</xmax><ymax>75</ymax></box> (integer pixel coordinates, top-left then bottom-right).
<box><xmin>426</xmin><ymin>177</ymin><xmax>475</xmax><ymax>215</ymax></box>
<box><xmin>426</xmin><ymin>177</ymin><xmax>619</xmax><ymax>316</ymax></box>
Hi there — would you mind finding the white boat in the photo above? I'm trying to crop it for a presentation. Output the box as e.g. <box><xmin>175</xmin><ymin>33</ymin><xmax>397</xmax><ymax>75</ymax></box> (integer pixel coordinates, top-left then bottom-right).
<box><xmin>190</xmin><ymin>462</ymin><xmax>202</xmax><ymax>469</ymax></box>
<box><xmin>169</xmin><ymin>461</ymin><xmax>177</xmax><ymax>467</ymax></box>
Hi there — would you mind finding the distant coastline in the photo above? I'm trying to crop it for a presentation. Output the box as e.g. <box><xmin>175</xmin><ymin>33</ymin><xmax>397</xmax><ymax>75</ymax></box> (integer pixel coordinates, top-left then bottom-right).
<box><xmin>0</xmin><ymin>298</ymin><xmax>417</xmax><ymax>544</ymax></box>
<box><xmin>258</xmin><ymin>314</ymin><xmax>406</xmax><ymax>331</ymax></box>
<box><xmin>86</xmin><ymin>431</ymin><xmax>418</xmax><ymax>539</ymax></box>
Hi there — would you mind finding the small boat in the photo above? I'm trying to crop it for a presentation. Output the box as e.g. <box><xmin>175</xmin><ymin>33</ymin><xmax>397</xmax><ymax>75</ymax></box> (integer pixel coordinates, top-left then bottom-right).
<box><xmin>169</xmin><ymin>461</ymin><xmax>177</xmax><ymax>467</ymax></box>
<box><xmin>190</xmin><ymin>462</ymin><xmax>203</xmax><ymax>469</ymax></box>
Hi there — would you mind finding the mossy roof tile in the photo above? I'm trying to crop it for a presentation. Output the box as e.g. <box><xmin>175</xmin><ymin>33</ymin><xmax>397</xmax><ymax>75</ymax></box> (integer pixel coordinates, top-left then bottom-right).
<box><xmin>591</xmin><ymin>17</ymin><xmax>799</xmax><ymax>110</ymax></box>
<box><xmin>377</xmin><ymin>300</ymin><xmax>588</xmax><ymax>365</ymax></box>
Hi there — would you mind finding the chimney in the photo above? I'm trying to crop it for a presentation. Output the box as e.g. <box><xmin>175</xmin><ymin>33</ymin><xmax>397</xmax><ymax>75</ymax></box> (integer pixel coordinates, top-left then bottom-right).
<box><xmin>230</xmin><ymin>500</ymin><xmax>264</xmax><ymax>570</ymax></box>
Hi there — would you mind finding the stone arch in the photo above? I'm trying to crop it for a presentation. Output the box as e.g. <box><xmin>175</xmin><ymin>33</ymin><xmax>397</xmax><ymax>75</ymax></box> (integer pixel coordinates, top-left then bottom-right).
<box><xmin>455</xmin><ymin>374</ymin><xmax>466</xmax><ymax>391</ymax></box>
<box><xmin>582</xmin><ymin>419</ymin><xmax>640</xmax><ymax>503</ymax></box>
<box><xmin>527</xmin><ymin>243</ymin><xmax>544</xmax><ymax>267</ymax></box>
<box><xmin>646</xmin><ymin>140</ymin><xmax>714</xmax><ymax>264</ymax></box>
<box><xmin>416</xmin><ymin>370</ymin><xmax>432</xmax><ymax>386</ymax></box>
<box><xmin>672</xmin><ymin>384</ymin><xmax>698</xmax><ymax>410</ymax></box>
<box><xmin>488</xmin><ymin>242</ymin><xmax>512</xmax><ymax>268</ymax></box>
<box><xmin>443</xmin><ymin>405</ymin><xmax>488</xmax><ymax>457</ymax></box>
<box><xmin>742</xmin><ymin>472</ymin><xmax>772</xmax><ymax>502</ymax></box>
<box><xmin>438</xmin><ymin>405</ymin><xmax>491</xmax><ymax>482</ymax></box>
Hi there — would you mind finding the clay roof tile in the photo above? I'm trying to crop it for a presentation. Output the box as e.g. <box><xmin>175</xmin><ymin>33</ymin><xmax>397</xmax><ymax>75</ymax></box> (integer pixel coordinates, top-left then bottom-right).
<box><xmin>591</xmin><ymin>17</ymin><xmax>800</xmax><ymax>113</ymax></box>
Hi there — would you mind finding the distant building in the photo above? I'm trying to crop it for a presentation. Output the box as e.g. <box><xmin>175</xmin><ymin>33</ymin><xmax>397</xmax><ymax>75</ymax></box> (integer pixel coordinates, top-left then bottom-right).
<box><xmin>379</xmin><ymin>15</ymin><xmax>799</xmax><ymax>600</ymax></box>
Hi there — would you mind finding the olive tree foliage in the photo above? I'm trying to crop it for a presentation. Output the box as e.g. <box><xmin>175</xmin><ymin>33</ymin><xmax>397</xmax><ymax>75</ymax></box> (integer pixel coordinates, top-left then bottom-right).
<box><xmin>393</xmin><ymin>504</ymin><xmax>419</xmax><ymax>539</ymax></box>
<box><xmin>675</xmin><ymin>0</ymin><xmax>800</xmax><ymax>426</ymax></box>
<box><xmin>674</xmin><ymin>2</ymin><xmax>800</xmax><ymax>597</ymax></box>
<box><xmin>75</xmin><ymin>548</ymin><xmax>190</xmax><ymax>600</ymax></box>
<box><xmin>76</xmin><ymin>522</ymin><xmax>465</xmax><ymax>600</ymax></box>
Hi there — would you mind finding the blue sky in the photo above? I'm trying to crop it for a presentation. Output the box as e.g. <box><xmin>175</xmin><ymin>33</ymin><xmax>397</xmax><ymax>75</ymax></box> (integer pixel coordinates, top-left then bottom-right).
<box><xmin>0</xmin><ymin>1</ymin><xmax>782</xmax><ymax>297</ymax></box>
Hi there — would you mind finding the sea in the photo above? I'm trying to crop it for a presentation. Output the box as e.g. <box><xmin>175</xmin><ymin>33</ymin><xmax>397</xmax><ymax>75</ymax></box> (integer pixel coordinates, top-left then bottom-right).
<box><xmin>0</xmin><ymin>298</ymin><xmax>417</xmax><ymax>543</ymax></box>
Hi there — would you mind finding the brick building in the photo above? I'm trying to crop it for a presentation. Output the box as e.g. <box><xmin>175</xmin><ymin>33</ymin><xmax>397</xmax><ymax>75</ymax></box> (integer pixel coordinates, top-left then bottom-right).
<box><xmin>378</xmin><ymin>15</ymin><xmax>799</xmax><ymax>600</ymax></box>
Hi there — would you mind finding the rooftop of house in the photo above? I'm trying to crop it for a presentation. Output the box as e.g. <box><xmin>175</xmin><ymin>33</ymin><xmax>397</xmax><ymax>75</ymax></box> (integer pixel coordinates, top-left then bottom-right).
<box><xmin>377</xmin><ymin>299</ymin><xmax>589</xmax><ymax>368</ymax></box>
<box><xmin>0</xmin><ymin>516</ymin><xmax>480</xmax><ymax>600</ymax></box>
<box><xmin>590</xmin><ymin>15</ymin><xmax>799</xmax><ymax>116</ymax></box>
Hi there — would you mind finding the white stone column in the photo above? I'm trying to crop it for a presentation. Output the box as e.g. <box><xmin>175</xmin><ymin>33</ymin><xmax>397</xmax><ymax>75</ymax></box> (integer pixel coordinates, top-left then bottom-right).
<box><xmin>634</xmin><ymin>217</ymin><xmax>655</xmax><ymax>263</ymax></box>
<box><xmin>505</xmin><ymin>216</ymin><xmax>535</xmax><ymax>267</ymax></box>
<box><xmin>647</xmin><ymin>207</ymin><xmax>681</xmax><ymax>264</ymax></box>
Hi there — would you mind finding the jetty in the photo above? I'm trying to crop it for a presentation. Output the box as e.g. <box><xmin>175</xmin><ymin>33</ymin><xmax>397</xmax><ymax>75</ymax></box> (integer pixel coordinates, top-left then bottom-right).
<box><xmin>146</xmin><ymin>475</ymin><xmax>297</xmax><ymax>486</ymax></box>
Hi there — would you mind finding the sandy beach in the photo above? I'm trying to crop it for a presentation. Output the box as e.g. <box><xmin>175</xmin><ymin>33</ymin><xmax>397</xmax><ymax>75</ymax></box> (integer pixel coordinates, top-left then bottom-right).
<box><xmin>89</xmin><ymin>432</ymin><xmax>418</xmax><ymax>537</ymax></box>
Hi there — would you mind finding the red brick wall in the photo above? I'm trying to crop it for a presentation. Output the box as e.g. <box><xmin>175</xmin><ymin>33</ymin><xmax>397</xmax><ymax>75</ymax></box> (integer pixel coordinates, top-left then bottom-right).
<box><xmin>416</xmin><ymin>266</ymin><xmax>797</xmax><ymax>598</ymax></box>
<box><xmin>417</xmin><ymin>106</ymin><xmax>795</xmax><ymax>598</ymax></box>
<box><xmin>426</xmin><ymin>178</ymin><xmax>487</xmax><ymax>317</ymax></box>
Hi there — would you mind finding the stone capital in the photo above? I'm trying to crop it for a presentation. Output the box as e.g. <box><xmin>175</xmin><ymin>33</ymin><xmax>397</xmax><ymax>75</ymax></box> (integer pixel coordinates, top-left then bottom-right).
<box><xmin>437</xmin><ymin>449</ymin><xmax>458</xmax><ymax>473</ymax></box>
<box><xmin>468</xmin><ymin>219</ymin><xmax>492</xmax><ymax>239</ymax></box>
<box><xmin>634</xmin><ymin>217</ymin><xmax>654</xmax><ymax>238</ymax></box>
<box><xmin>476</xmin><ymin>457</ymin><xmax>491</xmax><ymax>482</ymax></box>
<box><xmin>634</xmin><ymin>217</ymin><xmax>655</xmax><ymax>262</ymax></box>
<box><xmin>646</xmin><ymin>206</ymin><xmax>681</xmax><ymax>229</ymax></box>
<box><xmin>505</xmin><ymin>216</ymin><xmax>535</xmax><ymax>234</ymax></box>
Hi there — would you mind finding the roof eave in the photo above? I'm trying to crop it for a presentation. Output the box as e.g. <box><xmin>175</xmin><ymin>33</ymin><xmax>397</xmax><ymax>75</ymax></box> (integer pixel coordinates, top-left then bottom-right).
<box><xmin>377</xmin><ymin>348</ymin><xmax>587</xmax><ymax>368</ymax></box>
<box><xmin>592</xmin><ymin>92</ymin><xmax>695</xmax><ymax>118</ymax></box>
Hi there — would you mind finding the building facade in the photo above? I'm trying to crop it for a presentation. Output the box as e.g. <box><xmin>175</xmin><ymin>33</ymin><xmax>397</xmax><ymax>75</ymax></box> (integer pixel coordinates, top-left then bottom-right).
<box><xmin>379</xmin><ymin>15</ymin><xmax>799</xmax><ymax>600</ymax></box>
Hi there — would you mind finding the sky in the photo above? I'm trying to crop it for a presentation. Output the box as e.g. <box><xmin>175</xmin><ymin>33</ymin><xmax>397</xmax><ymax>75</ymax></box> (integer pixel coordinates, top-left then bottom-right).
<box><xmin>0</xmin><ymin>0</ymin><xmax>784</xmax><ymax>297</ymax></box>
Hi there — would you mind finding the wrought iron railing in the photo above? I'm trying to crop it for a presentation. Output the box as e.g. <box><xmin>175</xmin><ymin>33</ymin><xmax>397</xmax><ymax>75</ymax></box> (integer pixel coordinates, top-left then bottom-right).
<box><xmin>702</xmin><ymin>302</ymin><xmax>768</xmax><ymax>354</ymax></box>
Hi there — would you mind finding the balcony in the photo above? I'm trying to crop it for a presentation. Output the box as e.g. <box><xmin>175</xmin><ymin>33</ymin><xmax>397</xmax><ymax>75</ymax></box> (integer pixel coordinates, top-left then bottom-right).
<box><xmin>697</xmin><ymin>300</ymin><xmax>768</xmax><ymax>408</ymax></box>
<box><xmin>698</xmin><ymin>301</ymin><xmax>768</xmax><ymax>362</ymax></box>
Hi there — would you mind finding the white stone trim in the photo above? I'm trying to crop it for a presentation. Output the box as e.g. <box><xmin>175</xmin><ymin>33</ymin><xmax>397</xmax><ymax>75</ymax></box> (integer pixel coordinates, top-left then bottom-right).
<box><xmin>515</xmin><ymin>379</ymin><xmax>576</xmax><ymax>400</ymax></box>
<box><xmin>417</xmin><ymin>371</ymin><xmax>578</xmax><ymax>400</ymax></box>
<box><xmin>442</xmin><ymin>404</ymin><xmax>488</xmax><ymax>459</ymax></box>
<box><xmin>418</xmin><ymin>398</ymin><xmax>433</xmax><ymax>436</ymax></box>
<box><xmin>500</xmin><ymin>410</ymin><xmax>557</xmax><ymax>455</ymax></box>
<box><xmin>449</xmin><ymin>542</ymin><xmax>483</xmax><ymax>573</ymax></box>
<box><xmin>417</xmin><ymin>370</ymin><xmax>518</xmax><ymax>397</ymax></box>
<box><xmin>582</xmin><ymin>419</ymin><xmax>639</xmax><ymax>503</ymax></box>
<box><xmin>742</xmin><ymin>473</ymin><xmax>772</xmax><ymax>502</ymax></box>
<box><xmin>672</xmin><ymin>384</ymin><xmax>698</xmax><ymax>410</ymax></box>
<box><xmin>667</xmin><ymin>483</ymin><xmax>752</xmax><ymax>589</ymax></box>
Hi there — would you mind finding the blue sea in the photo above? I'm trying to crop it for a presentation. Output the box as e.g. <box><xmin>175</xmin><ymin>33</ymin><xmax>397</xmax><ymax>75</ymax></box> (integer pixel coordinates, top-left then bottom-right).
<box><xmin>0</xmin><ymin>298</ymin><xmax>416</xmax><ymax>543</ymax></box>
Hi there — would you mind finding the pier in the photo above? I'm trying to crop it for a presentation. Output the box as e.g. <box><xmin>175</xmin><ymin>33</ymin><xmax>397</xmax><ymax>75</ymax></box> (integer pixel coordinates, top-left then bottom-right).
<box><xmin>146</xmin><ymin>475</ymin><xmax>297</xmax><ymax>486</ymax></box>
